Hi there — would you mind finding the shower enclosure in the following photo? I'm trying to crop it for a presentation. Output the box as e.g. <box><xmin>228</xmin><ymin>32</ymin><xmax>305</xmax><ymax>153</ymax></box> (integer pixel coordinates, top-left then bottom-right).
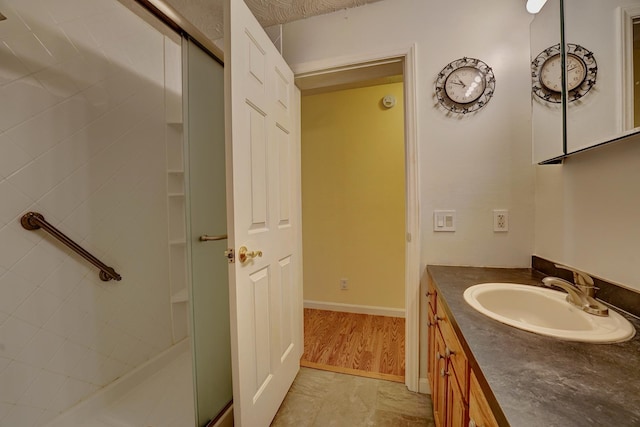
<box><xmin>0</xmin><ymin>0</ymin><xmax>230</xmax><ymax>425</ymax></box>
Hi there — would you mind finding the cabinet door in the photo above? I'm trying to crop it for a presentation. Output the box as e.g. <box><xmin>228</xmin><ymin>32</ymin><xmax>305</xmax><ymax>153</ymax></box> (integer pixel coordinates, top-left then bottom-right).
<box><xmin>531</xmin><ymin>0</ymin><xmax>564</xmax><ymax>163</ymax></box>
<box><xmin>427</xmin><ymin>308</ymin><xmax>437</xmax><ymax>389</ymax></box>
<box><xmin>446</xmin><ymin>369</ymin><xmax>467</xmax><ymax>427</ymax></box>
<box><xmin>427</xmin><ymin>276</ymin><xmax>437</xmax><ymax>313</ymax></box>
<box><xmin>469</xmin><ymin>371</ymin><xmax>499</xmax><ymax>427</ymax></box>
<box><xmin>434</xmin><ymin>329</ymin><xmax>447</xmax><ymax>427</ymax></box>
<box><xmin>437</xmin><ymin>298</ymin><xmax>468</xmax><ymax>399</ymax></box>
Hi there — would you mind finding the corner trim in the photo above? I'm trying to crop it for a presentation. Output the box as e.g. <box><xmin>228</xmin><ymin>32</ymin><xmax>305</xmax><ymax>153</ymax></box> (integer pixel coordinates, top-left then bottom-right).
<box><xmin>418</xmin><ymin>377</ymin><xmax>431</xmax><ymax>395</ymax></box>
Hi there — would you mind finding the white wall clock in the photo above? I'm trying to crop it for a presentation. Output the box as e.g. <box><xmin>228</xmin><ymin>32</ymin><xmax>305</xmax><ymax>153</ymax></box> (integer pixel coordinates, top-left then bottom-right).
<box><xmin>435</xmin><ymin>57</ymin><xmax>496</xmax><ymax>114</ymax></box>
<box><xmin>531</xmin><ymin>43</ymin><xmax>597</xmax><ymax>103</ymax></box>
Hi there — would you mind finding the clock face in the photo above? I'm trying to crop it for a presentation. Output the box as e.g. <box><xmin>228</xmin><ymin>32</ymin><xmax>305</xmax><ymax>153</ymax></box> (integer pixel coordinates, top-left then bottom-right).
<box><xmin>435</xmin><ymin>57</ymin><xmax>495</xmax><ymax>114</ymax></box>
<box><xmin>539</xmin><ymin>54</ymin><xmax>562</xmax><ymax>93</ymax></box>
<box><xmin>566</xmin><ymin>54</ymin><xmax>587</xmax><ymax>91</ymax></box>
<box><xmin>540</xmin><ymin>53</ymin><xmax>587</xmax><ymax>93</ymax></box>
<box><xmin>444</xmin><ymin>67</ymin><xmax>486</xmax><ymax>104</ymax></box>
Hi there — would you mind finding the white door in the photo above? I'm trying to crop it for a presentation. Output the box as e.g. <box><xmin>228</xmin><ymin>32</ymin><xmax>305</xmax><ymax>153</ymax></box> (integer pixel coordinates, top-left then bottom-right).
<box><xmin>224</xmin><ymin>1</ymin><xmax>302</xmax><ymax>426</ymax></box>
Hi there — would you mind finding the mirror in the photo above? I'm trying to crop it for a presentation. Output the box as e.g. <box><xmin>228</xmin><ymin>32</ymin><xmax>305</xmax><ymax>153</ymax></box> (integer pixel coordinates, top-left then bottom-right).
<box><xmin>531</xmin><ymin>0</ymin><xmax>640</xmax><ymax>163</ymax></box>
<box><xmin>531</xmin><ymin>0</ymin><xmax>564</xmax><ymax>163</ymax></box>
<box><xmin>564</xmin><ymin>0</ymin><xmax>640</xmax><ymax>153</ymax></box>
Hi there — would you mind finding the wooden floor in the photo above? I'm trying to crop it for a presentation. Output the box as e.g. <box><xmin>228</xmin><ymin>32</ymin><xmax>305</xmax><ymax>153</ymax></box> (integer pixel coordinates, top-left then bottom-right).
<box><xmin>301</xmin><ymin>308</ymin><xmax>405</xmax><ymax>383</ymax></box>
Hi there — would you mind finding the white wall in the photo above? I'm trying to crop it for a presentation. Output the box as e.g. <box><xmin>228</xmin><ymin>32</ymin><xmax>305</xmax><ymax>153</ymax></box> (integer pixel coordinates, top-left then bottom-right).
<box><xmin>0</xmin><ymin>0</ymin><xmax>178</xmax><ymax>424</ymax></box>
<box><xmin>535</xmin><ymin>135</ymin><xmax>640</xmax><ymax>291</ymax></box>
<box><xmin>283</xmin><ymin>0</ymin><xmax>536</xmax><ymax>269</ymax></box>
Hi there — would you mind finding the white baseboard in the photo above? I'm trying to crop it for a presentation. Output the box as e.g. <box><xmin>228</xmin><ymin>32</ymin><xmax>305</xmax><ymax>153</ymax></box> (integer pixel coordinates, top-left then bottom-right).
<box><xmin>419</xmin><ymin>377</ymin><xmax>431</xmax><ymax>395</ymax></box>
<box><xmin>304</xmin><ymin>300</ymin><xmax>405</xmax><ymax>318</ymax></box>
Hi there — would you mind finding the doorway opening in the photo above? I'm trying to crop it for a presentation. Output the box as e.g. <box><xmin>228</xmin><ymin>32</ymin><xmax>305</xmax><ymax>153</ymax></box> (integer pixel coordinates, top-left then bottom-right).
<box><xmin>294</xmin><ymin>49</ymin><xmax>420</xmax><ymax>391</ymax></box>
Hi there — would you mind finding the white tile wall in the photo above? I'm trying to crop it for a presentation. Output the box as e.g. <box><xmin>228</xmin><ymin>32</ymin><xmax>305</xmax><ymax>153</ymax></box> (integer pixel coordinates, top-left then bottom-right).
<box><xmin>0</xmin><ymin>0</ymin><xmax>179</xmax><ymax>425</ymax></box>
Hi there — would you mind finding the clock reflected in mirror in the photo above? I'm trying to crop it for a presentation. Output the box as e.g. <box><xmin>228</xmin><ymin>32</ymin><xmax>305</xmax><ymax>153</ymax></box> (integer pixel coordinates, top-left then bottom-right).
<box><xmin>531</xmin><ymin>43</ymin><xmax>597</xmax><ymax>104</ymax></box>
<box><xmin>435</xmin><ymin>57</ymin><xmax>496</xmax><ymax>115</ymax></box>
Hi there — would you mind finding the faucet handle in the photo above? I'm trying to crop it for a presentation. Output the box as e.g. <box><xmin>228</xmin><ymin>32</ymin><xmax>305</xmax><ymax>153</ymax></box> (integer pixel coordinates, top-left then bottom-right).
<box><xmin>554</xmin><ymin>264</ymin><xmax>594</xmax><ymax>286</ymax></box>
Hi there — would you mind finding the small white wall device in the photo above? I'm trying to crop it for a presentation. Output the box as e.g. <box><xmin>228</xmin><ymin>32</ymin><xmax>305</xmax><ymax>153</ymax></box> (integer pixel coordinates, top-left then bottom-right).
<box><xmin>382</xmin><ymin>95</ymin><xmax>396</xmax><ymax>108</ymax></box>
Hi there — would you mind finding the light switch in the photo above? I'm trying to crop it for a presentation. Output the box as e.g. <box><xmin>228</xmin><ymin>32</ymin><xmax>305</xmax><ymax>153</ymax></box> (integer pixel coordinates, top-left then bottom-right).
<box><xmin>434</xmin><ymin>210</ymin><xmax>456</xmax><ymax>232</ymax></box>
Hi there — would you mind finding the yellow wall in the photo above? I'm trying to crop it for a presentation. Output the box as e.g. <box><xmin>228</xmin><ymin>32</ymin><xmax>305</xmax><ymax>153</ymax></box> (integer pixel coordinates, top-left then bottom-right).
<box><xmin>301</xmin><ymin>82</ymin><xmax>405</xmax><ymax>309</ymax></box>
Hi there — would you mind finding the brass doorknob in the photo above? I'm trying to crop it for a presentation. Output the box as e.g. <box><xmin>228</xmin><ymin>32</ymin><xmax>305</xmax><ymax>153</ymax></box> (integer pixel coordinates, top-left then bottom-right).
<box><xmin>238</xmin><ymin>246</ymin><xmax>263</xmax><ymax>264</ymax></box>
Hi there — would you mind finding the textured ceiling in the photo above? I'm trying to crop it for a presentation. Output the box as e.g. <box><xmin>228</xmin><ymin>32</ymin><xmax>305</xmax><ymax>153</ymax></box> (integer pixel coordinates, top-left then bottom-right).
<box><xmin>244</xmin><ymin>0</ymin><xmax>382</xmax><ymax>26</ymax></box>
<box><xmin>164</xmin><ymin>0</ymin><xmax>383</xmax><ymax>41</ymax></box>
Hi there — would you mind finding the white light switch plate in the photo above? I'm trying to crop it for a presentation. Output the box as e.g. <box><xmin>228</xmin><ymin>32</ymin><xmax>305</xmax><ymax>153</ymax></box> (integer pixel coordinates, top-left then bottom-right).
<box><xmin>434</xmin><ymin>210</ymin><xmax>456</xmax><ymax>232</ymax></box>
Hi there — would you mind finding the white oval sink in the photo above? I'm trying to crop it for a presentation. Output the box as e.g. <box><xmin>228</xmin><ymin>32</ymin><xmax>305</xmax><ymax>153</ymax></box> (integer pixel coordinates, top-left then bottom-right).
<box><xmin>463</xmin><ymin>283</ymin><xmax>636</xmax><ymax>343</ymax></box>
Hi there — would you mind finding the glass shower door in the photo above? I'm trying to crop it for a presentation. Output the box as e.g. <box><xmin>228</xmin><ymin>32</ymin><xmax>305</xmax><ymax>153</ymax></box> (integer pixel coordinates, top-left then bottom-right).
<box><xmin>183</xmin><ymin>38</ymin><xmax>232</xmax><ymax>426</ymax></box>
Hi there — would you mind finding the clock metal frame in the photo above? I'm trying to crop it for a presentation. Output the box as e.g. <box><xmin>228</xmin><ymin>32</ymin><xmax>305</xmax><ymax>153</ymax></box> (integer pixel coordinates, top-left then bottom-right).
<box><xmin>435</xmin><ymin>57</ymin><xmax>496</xmax><ymax>114</ymax></box>
<box><xmin>531</xmin><ymin>43</ymin><xmax>597</xmax><ymax>104</ymax></box>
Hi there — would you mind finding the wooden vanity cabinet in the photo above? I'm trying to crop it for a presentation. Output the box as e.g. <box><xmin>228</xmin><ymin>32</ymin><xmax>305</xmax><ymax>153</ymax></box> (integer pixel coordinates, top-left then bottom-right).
<box><xmin>427</xmin><ymin>277</ymin><xmax>498</xmax><ymax>427</ymax></box>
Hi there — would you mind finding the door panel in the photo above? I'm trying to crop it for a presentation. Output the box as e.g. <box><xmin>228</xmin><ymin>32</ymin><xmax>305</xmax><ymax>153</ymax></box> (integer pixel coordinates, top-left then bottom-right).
<box><xmin>250</xmin><ymin>266</ymin><xmax>271</xmax><ymax>392</ymax></box>
<box><xmin>278</xmin><ymin>256</ymin><xmax>293</xmax><ymax>357</ymax></box>
<box><xmin>277</xmin><ymin>127</ymin><xmax>294</xmax><ymax>229</ymax></box>
<box><xmin>248</xmin><ymin>106</ymin><xmax>268</xmax><ymax>229</ymax></box>
<box><xmin>224</xmin><ymin>0</ymin><xmax>302</xmax><ymax>425</ymax></box>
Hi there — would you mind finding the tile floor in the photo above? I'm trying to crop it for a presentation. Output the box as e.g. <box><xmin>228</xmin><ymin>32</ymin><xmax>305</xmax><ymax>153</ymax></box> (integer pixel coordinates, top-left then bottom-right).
<box><xmin>271</xmin><ymin>368</ymin><xmax>435</xmax><ymax>427</ymax></box>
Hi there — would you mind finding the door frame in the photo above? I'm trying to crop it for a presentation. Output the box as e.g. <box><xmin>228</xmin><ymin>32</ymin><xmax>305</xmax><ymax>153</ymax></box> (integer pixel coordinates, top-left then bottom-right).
<box><xmin>291</xmin><ymin>44</ymin><xmax>421</xmax><ymax>393</ymax></box>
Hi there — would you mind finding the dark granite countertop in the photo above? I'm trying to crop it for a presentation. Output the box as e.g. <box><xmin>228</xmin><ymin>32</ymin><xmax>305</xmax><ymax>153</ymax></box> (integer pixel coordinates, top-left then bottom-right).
<box><xmin>427</xmin><ymin>265</ymin><xmax>640</xmax><ymax>427</ymax></box>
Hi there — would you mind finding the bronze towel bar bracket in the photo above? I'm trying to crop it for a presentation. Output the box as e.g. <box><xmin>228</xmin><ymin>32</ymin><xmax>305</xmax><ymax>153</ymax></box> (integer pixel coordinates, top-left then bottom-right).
<box><xmin>20</xmin><ymin>212</ymin><xmax>122</xmax><ymax>282</ymax></box>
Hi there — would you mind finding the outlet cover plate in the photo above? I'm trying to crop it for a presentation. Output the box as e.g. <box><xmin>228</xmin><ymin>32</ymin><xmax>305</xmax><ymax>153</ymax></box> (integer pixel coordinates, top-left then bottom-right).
<box><xmin>493</xmin><ymin>209</ymin><xmax>509</xmax><ymax>232</ymax></box>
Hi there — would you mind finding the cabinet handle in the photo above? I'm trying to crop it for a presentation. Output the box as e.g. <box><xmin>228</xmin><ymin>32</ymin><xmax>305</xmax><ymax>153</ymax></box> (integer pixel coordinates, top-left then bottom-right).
<box><xmin>440</xmin><ymin>368</ymin><xmax>450</xmax><ymax>377</ymax></box>
<box><xmin>445</xmin><ymin>347</ymin><xmax>456</xmax><ymax>358</ymax></box>
<box><xmin>435</xmin><ymin>315</ymin><xmax>444</xmax><ymax>322</ymax></box>
<box><xmin>436</xmin><ymin>352</ymin><xmax>443</xmax><ymax>360</ymax></box>
<box><xmin>469</xmin><ymin>419</ymin><xmax>477</xmax><ymax>427</ymax></box>
<box><xmin>426</xmin><ymin>291</ymin><xmax>434</xmax><ymax>297</ymax></box>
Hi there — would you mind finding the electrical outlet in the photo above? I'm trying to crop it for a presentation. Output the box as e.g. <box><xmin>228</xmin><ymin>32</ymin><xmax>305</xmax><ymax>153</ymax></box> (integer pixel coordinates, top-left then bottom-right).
<box><xmin>340</xmin><ymin>278</ymin><xmax>348</xmax><ymax>290</ymax></box>
<box><xmin>493</xmin><ymin>209</ymin><xmax>509</xmax><ymax>232</ymax></box>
